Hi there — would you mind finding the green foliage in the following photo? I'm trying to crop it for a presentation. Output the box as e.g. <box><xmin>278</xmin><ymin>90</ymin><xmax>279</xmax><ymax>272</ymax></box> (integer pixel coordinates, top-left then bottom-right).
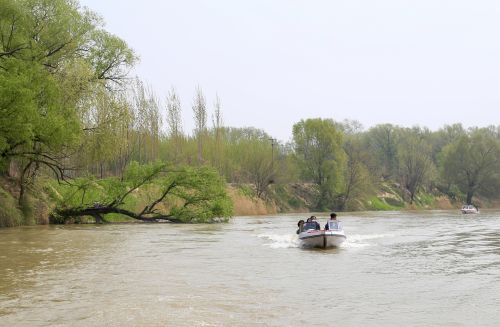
<box><xmin>415</xmin><ymin>193</ymin><xmax>435</xmax><ymax>207</ymax></box>
<box><xmin>0</xmin><ymin>0</ymin><xmax>136</xmax><ymax>181</ymax></box>
<box><xmin>384</xmin><ymin>197</ymin><xmax>405</xmax><ymax>208</ymax></box>
<box><xmin>440</xmin><ymin>128</ymin><xmax>500</xmax><ymax>204</ymax></box>
<box><xmin>237</xmin><ymin>184</ymin><xmax>256</xmax><ymax>198</ymax></box>
<box><xmin>4</xmin><ymin>2</ymin><xmax>500</xmax><ymax>225</ymax></box>
<box><xmin>19</xmin><ymin>195</ymin><xmax>36</xmax><ymax>225</ymax></box>
<box><xmin>50</xmin><ymin>162</ymin><xmax>233</xmax><ymax>223</ymax></box>
<box><xmin>272</xmin><ymin>184</ymin><xmax>306</xmax><ymax>210</ymax></box>
<box><xmin>338</xmin><ymin>132</ymin><xmax>375</xmax><ymax>210</ymax></box>
<box><xmin>0</xmin><ymin>186</ymin><xmax>23</xmax><ymax>227</ymax></box>
<box><xmin>364</xmin><ymin>124</ymin><xmax>400</xmax><ymax>179</ymax></box>
<box><xmin>293</xmin><ymin>118</ymin><xmax>345</xmax><ymax>209</ymax></box>
<box><xmin>51</xmin><ymin>177</ymin><xmax>124</xmax><ymax>209</ymax></box>
<box><xmin>396</xmin><ymin>128</ymin><xmax>435</xmax><ymax>203</ymax></box>
<box><xmin>167</xmin><ymin>166</ymin><xmax>233</xmax><ymax>223</ymax></box>
<box><xmin>367</xmin><ymin>196</ymin><xmax>401</xmax><ymax>211</ymax></box>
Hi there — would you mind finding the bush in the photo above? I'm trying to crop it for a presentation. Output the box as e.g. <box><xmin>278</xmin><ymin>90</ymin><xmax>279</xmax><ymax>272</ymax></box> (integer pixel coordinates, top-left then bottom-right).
<box><xmin>0</xmin><ymin>187</ymin><xmax>23</xmax><ymax>227</ymax></box>
<box><xmin>19</xmin><ymin>195</ymin><xmax>35</xmax><ymax>225</ymax></box>
<box><xmin>415</xmin><ymin>193</ymin><xmax>435</xmax><ymax>207</ymax></box>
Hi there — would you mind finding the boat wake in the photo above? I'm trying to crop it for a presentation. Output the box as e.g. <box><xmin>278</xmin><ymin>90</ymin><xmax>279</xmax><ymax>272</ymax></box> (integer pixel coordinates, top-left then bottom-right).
<box><xmin>257</xmin><ymin>233</ymin><xmax>300</xmax><ymax>249</ymax></box>
<box><xmin>343</xmin><ymin>233</ymin><xmax>395</xmax><ymax>248</ymax></box>
<box><xmin>257</xmin><ymin>233</ymin><xmax>395</xmax><ymax>249</ymax></box>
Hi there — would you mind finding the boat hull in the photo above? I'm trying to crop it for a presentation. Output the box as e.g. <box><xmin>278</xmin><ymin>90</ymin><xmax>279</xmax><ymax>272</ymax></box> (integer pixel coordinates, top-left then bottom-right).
<box><xmin>325</xmin><ymin>231</ymin><xmax>347</xmax><ymax>247</ymax></box>
<box><xmin>461</xmin><ymin>205</ymin><xmax>479</xmax><ymax>214</ymax></box>
<box><xmin>299</xmin><ymin>230</ymin><xmax>346</xmax><ymax>248</ymax></box>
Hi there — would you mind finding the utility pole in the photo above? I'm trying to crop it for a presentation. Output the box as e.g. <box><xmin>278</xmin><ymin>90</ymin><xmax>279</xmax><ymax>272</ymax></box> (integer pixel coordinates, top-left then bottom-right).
<box><xmin>269</xmin><ymin>138</ymin><xmax>276</xmax><ymax>170</ymax></box>
<box><xmin>268</xmin><ymin>138</ymin><xmax>277</xmax><ymax>184</ymax></box>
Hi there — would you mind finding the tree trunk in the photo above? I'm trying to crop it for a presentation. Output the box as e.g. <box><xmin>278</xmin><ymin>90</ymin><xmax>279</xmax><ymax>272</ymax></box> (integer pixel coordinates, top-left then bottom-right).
<box><xmin>197</xmin><ymin>136</ymin><xmax>203</xmax><ymax>164</ymax></box>
<box><xmin>466</xmin><ymin>191</ymin><xmax>473</xmax><ymax>205</ymax></box>
<box><xmin>18</xmin><ymin>161</ymin><xmax>33</xmax><ymax>205</ymax></box>
<box><xmin>54</xmin><ymin>205</ymin><xmax>182</xmax><ymax>224</ymax></box>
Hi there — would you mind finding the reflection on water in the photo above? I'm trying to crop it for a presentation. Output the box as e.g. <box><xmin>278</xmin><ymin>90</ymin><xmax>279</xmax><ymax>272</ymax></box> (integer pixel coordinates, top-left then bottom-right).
<box><xmin>1</xmin><ymin>211</ymin><xmax>499</xmax><ymax>326</ymax></box>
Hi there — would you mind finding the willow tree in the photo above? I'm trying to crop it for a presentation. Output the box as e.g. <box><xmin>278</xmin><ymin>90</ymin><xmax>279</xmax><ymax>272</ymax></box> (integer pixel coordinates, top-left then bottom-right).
<box><xmin>293</xmin><ymin>118</ymin><xmax>345</xmax><ymax>210</ymax></box>
<box><xmin>240</xmin><ymin>135</ymin><xmax>275</xmax><ymax>198</ymax></box>
<box><xmin>396</xmin><ymin>128</ymin><xmax>435</xmax><ymax>204</ymax></box>
<box><xmin>79</xmin><ymin>87</ymin><xmax>133</xmax><ymax>178</ymax></box>
<box><xmin>0</xmin><ymin>0</ymin><xmax>136</xmax><ymax>200</ymax></box>
<box><xmin>339</xmin><ymin>135</ymin><xmax>374</xmax><ymax>210</ymax></box>
<box><xmin>52</xmin><ymin>162</ymin><xmax>233</xmax><ymax>224</ymax></box>
<box><xmin>440</xmin><ymin>128</ymin><xmax>500</xmax><ymax>205</ymax></box>
<box><xmin>332</xmin><ymin>120</ymin><xmax>373</xmax><ymax>210</ymax></box>
<box><xmin>365</xmin><ymin>124</ymin><xmax>400</xmax><ymax>180</ymax></box>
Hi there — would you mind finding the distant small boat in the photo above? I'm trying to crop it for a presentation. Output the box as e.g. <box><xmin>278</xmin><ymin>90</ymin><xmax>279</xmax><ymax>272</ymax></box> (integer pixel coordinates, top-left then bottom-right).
<box><xmin>298</xmin><ymin>221</ymin><xmax>346</xmax><ymax>248</ymax></box>
<box><xmin>461</xmin><ymin>204</ymin><xmax>479</xmax><ymax>214</ymax></box>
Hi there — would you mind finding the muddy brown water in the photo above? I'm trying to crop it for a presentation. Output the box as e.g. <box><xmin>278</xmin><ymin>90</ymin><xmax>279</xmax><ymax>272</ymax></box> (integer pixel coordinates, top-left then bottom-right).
<box><xmin>1</xmin><ymin>211</ymin><xmax>499</xmax><ymax>326</ymax></box>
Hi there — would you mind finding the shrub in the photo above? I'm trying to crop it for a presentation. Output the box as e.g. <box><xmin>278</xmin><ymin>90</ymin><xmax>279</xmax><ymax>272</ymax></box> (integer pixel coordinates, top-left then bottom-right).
<box><xmin>0</xmin><ymin>187</ymin><xmax>23</xmax><ymax>227</ymax></box>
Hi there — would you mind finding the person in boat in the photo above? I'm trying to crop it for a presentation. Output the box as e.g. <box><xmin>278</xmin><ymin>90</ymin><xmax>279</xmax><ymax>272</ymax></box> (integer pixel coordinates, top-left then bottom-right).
<box><xmin>325</xmin><ymin>212</ymin><xmax>337</xmax><ymax>230</ymax></box>
<box><xmin>310</xmin><ymin>216</ymin><xmax>321</xmax><ymax>230</ymax></box>
<box><xmin>296</xmin><ymin>219</ymin><xmax>305</xmax><ymax>234</ymax></box>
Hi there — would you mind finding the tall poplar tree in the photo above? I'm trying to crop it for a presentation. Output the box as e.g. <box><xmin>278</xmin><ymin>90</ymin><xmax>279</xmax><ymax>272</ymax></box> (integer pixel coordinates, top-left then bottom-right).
<box><xmin>192</xmin><ymin>86</ymin><xmax>207</xmax><ymax>164</ymax></box>
<box><xmin>212</xmin><ymin>94</ymin><xmax>224</xmax><ymax>171</ymax></box>
<box><xmin>166</xmin><ymin>87</ymin><xmax>183</xmax><ymax>162</ymax></box>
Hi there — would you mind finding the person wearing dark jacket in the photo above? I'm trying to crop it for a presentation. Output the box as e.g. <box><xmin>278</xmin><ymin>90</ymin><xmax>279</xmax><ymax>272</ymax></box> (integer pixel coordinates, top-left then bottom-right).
<box><xmin>310</xmin><ymin>216</ymin><xmax>321</xmax><ymax>230</ymax></box>
<box><xmin>296</xmin><ymin>220</ymin><xmax>305</xmax><ymax>234</ymax></box>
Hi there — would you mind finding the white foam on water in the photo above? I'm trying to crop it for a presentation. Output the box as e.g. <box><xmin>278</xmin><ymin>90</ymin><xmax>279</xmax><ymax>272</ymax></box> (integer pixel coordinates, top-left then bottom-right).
<box><xmin>257</xmin><ymin>233</ymin><xmax>300</xmax><ymax>249</ymax></box>
<box><xmin>342</xmin><ymin>233</ymin><xmax>395</xmax><ymax>248</ymax></box>
<box><xmin>349</xmin><ymin>233</ymin><xmax>395</xmax><ymax>241</ymax></box>
<box><xmin>257</xmin><ymin>233</ymin><xmax>395</xmax><ymax>249</ymax></box>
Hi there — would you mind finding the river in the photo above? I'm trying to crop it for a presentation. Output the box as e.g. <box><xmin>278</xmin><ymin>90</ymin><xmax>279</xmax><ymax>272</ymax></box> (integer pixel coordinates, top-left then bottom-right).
<box><xmin>1</xmin><ymin>210</ymin><xmax>499</xmax><ymax>326</ymax></box>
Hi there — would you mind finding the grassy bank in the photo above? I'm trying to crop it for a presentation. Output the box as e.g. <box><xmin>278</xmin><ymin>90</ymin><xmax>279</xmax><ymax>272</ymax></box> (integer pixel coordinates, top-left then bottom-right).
<box><xmin>0</xmin><ymin>177</ymin><xmax>52</xmax><ymax>227</ymax></box>
<box><xmin>229</xmin><ymin>182</ymin><xmax>460</xmax><ymax>216</ymax></box>
<box><xmin>0</xmin><ymin>175</ymin><xmax>491</xmax><ymax>227</ymax></box>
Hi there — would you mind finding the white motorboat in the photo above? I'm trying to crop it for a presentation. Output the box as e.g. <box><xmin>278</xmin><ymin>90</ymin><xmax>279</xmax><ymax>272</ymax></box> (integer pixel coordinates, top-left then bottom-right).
<box><xmin>298</xmin><ymin>221</ymin><xmax>346</xmax><ymax>248</ymax></box>
<box><xmin>461</xmin><ymin>204</ymin><xmax>479</xmax><ymax>214</ymax></box>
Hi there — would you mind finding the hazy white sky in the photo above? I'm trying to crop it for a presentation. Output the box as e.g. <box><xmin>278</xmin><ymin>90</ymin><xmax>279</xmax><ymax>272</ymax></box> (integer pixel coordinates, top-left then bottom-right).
<box><xmin>80</xmin><ymin>0</ymin><xmax>500</xmax><ymax>141</ymax></box>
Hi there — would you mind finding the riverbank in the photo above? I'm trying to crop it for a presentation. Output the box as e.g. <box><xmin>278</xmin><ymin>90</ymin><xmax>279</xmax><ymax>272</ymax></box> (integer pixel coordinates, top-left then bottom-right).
<box><xmin>0</xmin><ymin>175</ymin><xmax>495</xmax><ymax>227</ymax></box>
<box><xmin>0</xmin><ymin>176</ymin><xmax>52</xmax><ymax>227</ymax></box>
<box><xmin>232</xmin><ymin>182</ymin><xmax>460</xmax><ymax>215</ymax></box>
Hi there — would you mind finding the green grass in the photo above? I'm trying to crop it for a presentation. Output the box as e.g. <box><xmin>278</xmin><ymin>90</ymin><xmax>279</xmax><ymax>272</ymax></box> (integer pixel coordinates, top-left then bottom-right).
<box><xmin>384</xmin><ymin>196</ymin><xmax>405</xmax><ymax>208</ymax></box>
<box><xmin>367</xmin><ymin>196</ymin><xmax>402</xmax><ymax>211</ymax></box>
<box><xmin>237</xmin><ymin>184</ymin><xmax>255</xmax><ymax>198</ymax></box>
<box><xmin>415</xmin><ymin>193</ymin><xmax>435</xmax><ymax>207</ymax></box>
<box><xmin>0</xmin><ymin>187</ymin><xmax>23</xmax><ymax>227</ymax></box>
<box><xmin>19</xmin><ymin>195</ymin><xmax>36</xmax><ymax>225</ymax></box>
<box><xmin>269</xmin><ymin>184</ymin><xmax>307</xmax><ymax>211</ymax></box>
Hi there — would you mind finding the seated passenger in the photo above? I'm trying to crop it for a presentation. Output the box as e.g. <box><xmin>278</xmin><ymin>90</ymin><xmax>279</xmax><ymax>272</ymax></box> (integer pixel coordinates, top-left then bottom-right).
<box><xmin>310</xmin><ymin>216</ymin><xmax>321</xmax><ymax>230</ymax></box>
<box><xmin>296</xmin><ymin>220</ymin><xmax>305</xmax><ymax>234</ymax></box>
<box><xmin>325</xmin><ymin>212</ymin><xmax>337</xmax><ymax>230</ymax></box>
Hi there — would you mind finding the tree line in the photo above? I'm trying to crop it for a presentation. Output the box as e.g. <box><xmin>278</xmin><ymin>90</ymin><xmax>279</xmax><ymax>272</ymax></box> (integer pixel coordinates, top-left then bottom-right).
<box><xmin>292</xmin><ymin>120</ymin><xmax>500</xmax><ymax>209</ymax></box>
<box><xmin>2</xmin><ymin>0</ymin><xmax>500</xmax><ymax>225</ymax></box>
